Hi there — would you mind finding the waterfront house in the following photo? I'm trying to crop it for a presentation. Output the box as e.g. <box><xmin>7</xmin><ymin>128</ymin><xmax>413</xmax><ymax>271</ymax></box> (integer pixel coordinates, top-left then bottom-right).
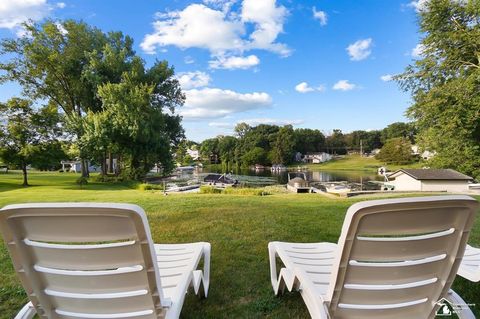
<box><xmin>303</xmin><ymin>152</ymin><xmax>332</xmax><ymax>164</ymax></box>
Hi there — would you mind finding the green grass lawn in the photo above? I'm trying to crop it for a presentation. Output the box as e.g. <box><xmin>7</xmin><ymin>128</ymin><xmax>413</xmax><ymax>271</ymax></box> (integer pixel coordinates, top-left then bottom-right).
<box><xmin>0</xmin><ymin>171</ymin><xmax>479</xmax><ymax>318</ymax></box>
<box><xmin>296</xmin><ymin>154</ymin><xmax>425</xmax><ymax>172</ymax></box>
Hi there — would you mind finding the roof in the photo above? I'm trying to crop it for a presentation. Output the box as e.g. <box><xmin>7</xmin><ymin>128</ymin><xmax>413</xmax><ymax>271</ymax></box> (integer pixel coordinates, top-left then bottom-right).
<box><xmin>389</xmin><ymin>169</ymin><xmax>473</xmax><ymax>181</ymax></box>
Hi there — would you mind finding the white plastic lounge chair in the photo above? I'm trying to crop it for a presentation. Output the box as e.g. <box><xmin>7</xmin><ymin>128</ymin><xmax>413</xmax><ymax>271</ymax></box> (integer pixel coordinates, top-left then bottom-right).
<box><xmin>0</xmin><ymin>203</ymin><xmax>210</xmax><ymax>319</ymax></box>
<box><xmin>268</xmin><ymin>195</ymin><xmax>478</xmax><ymax>319</ymax></box>
<box><xmin>458</xmin><ymin>244</ymin><xmax>480</xmax><ymax>282</ymax></box>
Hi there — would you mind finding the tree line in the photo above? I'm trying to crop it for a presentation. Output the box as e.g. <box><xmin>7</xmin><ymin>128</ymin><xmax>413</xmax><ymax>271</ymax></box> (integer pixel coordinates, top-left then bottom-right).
<box><xmin>0</xmin><ymin>20</ymin><xmax>184</xmax><ymax>185</ymax></box>
<box><xmin>192</xmin><ymin>121</ymin><xmax>417</xmax><ymax>169</ymax></box>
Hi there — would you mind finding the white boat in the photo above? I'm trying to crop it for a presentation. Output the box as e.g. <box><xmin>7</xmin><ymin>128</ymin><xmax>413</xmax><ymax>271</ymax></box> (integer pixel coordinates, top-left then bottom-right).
<box><xmin>325</xmin><ymin>184</ymin><xmax>351</xmax><ymax>194</ymax></box>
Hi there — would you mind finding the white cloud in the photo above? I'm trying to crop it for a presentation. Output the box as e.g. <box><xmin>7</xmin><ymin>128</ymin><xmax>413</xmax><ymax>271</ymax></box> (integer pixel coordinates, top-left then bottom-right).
<box><xmin>141</xmin><ymin>4</ymin><xmax>244</xmax><ymax>55</ymax></box>
<box><xmin>295</xmin><ymin>82</ymin><xmax>314</xmax><ymax>93</ymax></box>
<box><xmin>209</xmin><ymin>54</ymin><xmax>260</xmax><ymax>70</ymax></box>
<box><xmin>141</xmin><ymin>0</ymin><xmax>290</xmax><ymax>60</ymax></box>
<box><xmin>177</xmin><ymin>71</ymin><xmax>211</xmax><ymax>90</ymax></box>
<box><xmin>181</xmin><ymin>88</ymin><xmax>272</xmax><ymax>119</ymax></box>
<box><xmin>333</xmin><ymin>80</ymin><xmax>356</xmax><ymax>91</ymax></box>
<box><xmin>408</xmin><ymin>0</ymin><xmax>465</xmax><ymax>12</ymax></box>
<box><xmin>380</xmin><ymin>74</ymin><xmax>393</xmax><ymax>82</ymax></box>
<box><xmin>184</xmin><ymin>56</ymin><xmax>195</xmax><ymax>64</ymax></box>
<box><xmin>312</xmin><ymin>7</ymin><xmax>327</xmax><ymax>26</ymax></box>
<box><xmin>0</xmin><ymin>0</ymin><xmax>51</xmax><ymax>30</ymax></box>
<box><xmin>408</xmin><ymin>0</ymin><xmax>429</xmax><ymax>12</ymax></box>
<box><xmin>346</xmin><ymin>38</ymin><xmax>373</xmax><ymax>61</ymax></box>
<box><xmin>241</xmin><ymin>0</ymin><xmax>290</xmax><ymax>56</ymax></box>
<box><xmin>56</xmin><ymin>2</ymin><xmax>65</xmax><ymax>8</ymax></box>
<box><xmin>239</xmin><ymin>118</ymin><xmax>304</xmax><ymax>126</ymax></box>
<box><xmin>411</xmin><ymin>43</ymin><xmax>425</xmax><ymax>58</ymax></box>
<box><xmin>295</xmin><ymin>82</ymin><xmax>325</xmax><ymax>93</ymax></box>
<box><xmin>208</xmin><ymin>121</ymin><xmax>234</xmax><ymax>128</ymax></box>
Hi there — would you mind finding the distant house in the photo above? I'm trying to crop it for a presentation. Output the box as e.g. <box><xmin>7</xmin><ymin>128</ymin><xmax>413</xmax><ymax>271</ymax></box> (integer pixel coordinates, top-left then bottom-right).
<box><xmin>60</xmin><ymin>160</ymin><xmax>100</xmax><ymax>173</ymax></box>
<box><xmin>303</xmin><ymin>152</ymin><xmax>332</xmax><ymax>164</ymax></box>
<box><xmin>186</xmin><ymin>149</ymin><xmax>200</xmax><ymax>161</ymax></box>
<box><xmin>388</xmin><ymin>169</ymin><xmax>472</xmax><ymax>192</ymax></box>
<box><xmin>411</xmin><ymin>145</ymin><xmax>436</xmax><ymax>160</ymax></box>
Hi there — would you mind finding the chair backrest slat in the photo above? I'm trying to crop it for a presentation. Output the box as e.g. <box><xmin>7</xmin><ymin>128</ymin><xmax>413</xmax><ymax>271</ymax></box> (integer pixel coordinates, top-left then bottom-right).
<box><xmin>0</xmin><ymin>203</ymin><xmax>167</xmax><ymax>319</ymax></box>
<box><xmin>327</xmin><ymin>195</ymin><xmax>478</xmax><ymax>319</ymax></box>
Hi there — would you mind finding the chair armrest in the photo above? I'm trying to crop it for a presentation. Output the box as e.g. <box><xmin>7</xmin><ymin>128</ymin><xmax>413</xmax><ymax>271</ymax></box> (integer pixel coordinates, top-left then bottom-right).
<box><xmin>15</xmin><ymin>302</ymin><xmax>36</xmax><ymax>319</ymax></box>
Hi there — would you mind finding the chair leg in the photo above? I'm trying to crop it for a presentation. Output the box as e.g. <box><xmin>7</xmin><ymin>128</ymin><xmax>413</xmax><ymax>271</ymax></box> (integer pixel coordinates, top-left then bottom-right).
<box><xmin>268</xmin><ymin>242</ymin><xmax>280</xmax><ymax>294</ymax></box>
<box><xmin>199</xmin><ymin>242</ymin><xmax>210</xmax><ymax>297</ymax></box>
<box><xmin>14</xmin><ymin>302</ymin><xmax>36</xmax><ymax>319</ymax></box>
<box><xmin>445</xmin><ymin>289</ymin><xmax>475</xmax><ymax>319</ymax></box>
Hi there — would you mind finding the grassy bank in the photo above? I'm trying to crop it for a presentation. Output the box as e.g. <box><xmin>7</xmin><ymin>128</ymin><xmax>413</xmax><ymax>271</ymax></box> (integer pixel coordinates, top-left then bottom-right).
<box><xmin>296</xmin><ymin>154</ymin><xmax>425</xmax><ymax>172</ymax></box>
<box><xmin>0</xmin><ymin>171</ymin><xmax>479</xmax><ymax>318</ymax></box>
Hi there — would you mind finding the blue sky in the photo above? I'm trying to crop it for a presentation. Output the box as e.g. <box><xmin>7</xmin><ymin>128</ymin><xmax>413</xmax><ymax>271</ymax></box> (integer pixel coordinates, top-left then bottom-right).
<box><xmin>0</xmin><ymin>0</ymin><xmax>425</xmax><ymax>142</ymax></box>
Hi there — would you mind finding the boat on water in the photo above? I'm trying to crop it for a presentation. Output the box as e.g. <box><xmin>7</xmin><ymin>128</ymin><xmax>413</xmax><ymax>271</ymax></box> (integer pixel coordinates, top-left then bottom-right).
<box><xmin>176</xmin><ymin>166</ymin><xmax>195</xmax><ymax>172</ymax></box>
<box><xmin>203</xmin><ymin>173</ymin><xmax>238</xmax><ymax>187</ymax></box>
<box><xmin>325</xmin><ymin>183</ymin><xmax>351</xmax><ymax>194</ymax></box>
<box><xmin>287</xmin><ymin>173</ymin><xmax>311</xmax><ymax>193</ymax></box>
<box><xmin>253</xmin><ymin>164</ymin><xmax>266</xmax><ymax>170</ymax></box>
<box><xmin>271</xmin><ymin>164</ymin><xmax>287</xmax><ymax>171</ymax></box>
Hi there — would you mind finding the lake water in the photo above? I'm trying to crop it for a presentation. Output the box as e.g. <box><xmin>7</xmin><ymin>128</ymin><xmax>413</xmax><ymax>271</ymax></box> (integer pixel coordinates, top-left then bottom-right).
<box><xmin>173</xmin><ymin>166</ymin><xmax>385</xmax><ymax>190</ymax></box>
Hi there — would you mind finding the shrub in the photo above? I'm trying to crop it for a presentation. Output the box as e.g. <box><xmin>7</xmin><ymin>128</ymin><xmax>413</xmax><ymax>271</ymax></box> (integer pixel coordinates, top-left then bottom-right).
<box><xmin>138</xmin><ymin>183</ymin><xmax>164</xmax><ymax>191</ymax></box>
<box><xmin>199</xmin><ymin>186</ymin><xmax>223</xmax><ymax>194</ymax></box>
<box><xmin>94</xmin><ymin>175</ymin><xmax>124</xmax><ymax>183</ymax></box>
<box><xmin>222</xmin><ymin>187</ymin><xmax>270</xmax><ymax>196</ymax></box>
<box><xmin>75</xmin><ymin>176</ymin><xmax>88</xmax><ymax>188</ymax></box>
<box><xmin>200</xmin><ymin>186</ymin><xmax>271</xmax><ymax>196</ymax></box>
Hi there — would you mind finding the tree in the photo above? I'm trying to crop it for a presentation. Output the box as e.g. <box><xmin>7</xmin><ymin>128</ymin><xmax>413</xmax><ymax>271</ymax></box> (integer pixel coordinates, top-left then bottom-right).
<box><xmin>271</xmin><ymin>125</ymin><xmax>295</xmax><ymax>164</ymax></box>
<box><xmin>381</xmin><ymin>122</ymin><xmax>417</xmax><ymax>144</ymax></box>
<box><xmin>0</xmin><ymin>98</ymin><xmax>60</xmax><ymax>186</ymax></box>
<box><xmin>81</xmin><ymin>67</ymin><xmax>184</xmax><ymax>180</ymax></box>
<box><xmin>200</xmin><ymin>137</ymin><xmax>220</xmax><ymax>163</ymax></box>
<box><xmin>218</xmin><ymin>136</ymin><xmax>237</xmax><ymax>170</ymax></box>
<box><xmin>293</xmin><ymin>128</ymin><xmax>325</xmax><ymax>154</ymax></box>
<box><xmin>234</xmin><ymin>122</ymin><xmax>251</xmax><ymax>138</ymax></box>
<box><xmin>241</xmin><ymin>147</ymin><xmax>268</xmax><ymax>166</ymax></box>
<box><xmin>0</xmin><ymin>20</ymin><xmax>141</xmax><ymax>177</ymax></box>
<box><xmin>375</xmin><ymin>138</ymin><xmax>415</xmax><ymax>165</ymax></box>
<box><xmin>396</xmin><ymin>0</ymin><xmax>480</xmax><ymax>179</ymax></box>
<box><xmin>30</xmin><ymin>141</ymin><xmax>67</xmax><ymax>171</ymax></box>
<box><xmin>344</xmin><ymin>130</ymin><xmax>383</xmax><ymax>154</ymax></box>
<box><xmin>326</xmin><ymin>129</ymin><xmax>347</xmax><ymax>155</ymax></box>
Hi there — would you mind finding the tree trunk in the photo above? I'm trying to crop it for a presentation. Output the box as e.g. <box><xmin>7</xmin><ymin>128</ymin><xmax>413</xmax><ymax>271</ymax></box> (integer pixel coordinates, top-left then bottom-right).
<box><xmin>101</xmin><ymin>152</ymin><xmax>107</xmax><ymax>176</ymax></box>
<box><xmin>108</xmin><ymin>152</ymin><xmax>114</xmax><ymax>174</ymax></box>
<box><xmin>81</xmin><ymin>159</ymin><xmax>90</xmax><ymax>178</ymax></box>
<box><xmin>22</xmin><ymin>163</ymin><xmax>29</xmax><ymax>187</ymax></box>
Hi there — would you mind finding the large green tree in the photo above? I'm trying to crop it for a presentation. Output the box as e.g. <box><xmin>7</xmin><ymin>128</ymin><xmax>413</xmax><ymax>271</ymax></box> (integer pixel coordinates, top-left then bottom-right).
<box><xmin>1</xmin><ymin>20</ymin><xmax>184</xmax><ymax>179</ymax></box>
<box><xmin>293</xmin><ymin>128</ymin><xmax>325</xmax><ymax>154</ymax></box>
<box><xmin>375</xmin><ymin>137</ymin><xmax>415</xmax><ymax>165</ymax></box>
<box><xmin>0</xmin><ymin>98</ymin><xmax>61</xmax><ymax>186</ymax></box>
<box><xmin>396</xmin><ymin>0</ymin><xmax>480</xmax><ymax>179</ymax></box>
<box><xmin>271</xmin><ymin>125</ymin><xmax>295</xmax><ymax>164</ymax></box>
<box><xmin>81</xmin><ymin>69</ymin><xmax>184</xmax><ymax>180</ymax></box>
<box><xmin>0</xmin><ymin>20</ymin><xmax>144</xmax><ymax>177</ymax></box>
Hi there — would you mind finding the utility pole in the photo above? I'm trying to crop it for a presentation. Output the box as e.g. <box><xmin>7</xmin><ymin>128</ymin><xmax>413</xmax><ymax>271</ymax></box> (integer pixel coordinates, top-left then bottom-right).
<box><xmin>360</xmin><ymin>140</ymin><xmax>363</xmax><ymax>157</ymax></box>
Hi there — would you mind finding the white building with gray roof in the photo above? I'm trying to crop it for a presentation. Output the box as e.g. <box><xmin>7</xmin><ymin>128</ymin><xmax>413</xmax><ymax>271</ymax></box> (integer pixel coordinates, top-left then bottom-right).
<box><xmin>388</xmin><ymin>169</ymin><xmax>473</xmax><ymax>192</ymax></box>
